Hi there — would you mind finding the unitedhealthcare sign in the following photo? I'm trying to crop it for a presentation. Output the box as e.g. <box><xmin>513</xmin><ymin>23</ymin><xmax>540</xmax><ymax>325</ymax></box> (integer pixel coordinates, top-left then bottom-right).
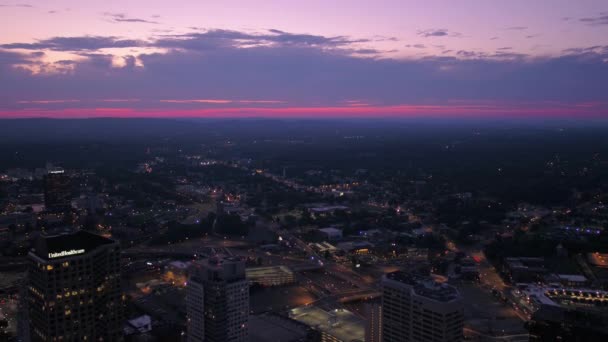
<box><xmin>48</xmin><ymin>249</ymin><xmax>85</xmax><ymax>259</ymax></box>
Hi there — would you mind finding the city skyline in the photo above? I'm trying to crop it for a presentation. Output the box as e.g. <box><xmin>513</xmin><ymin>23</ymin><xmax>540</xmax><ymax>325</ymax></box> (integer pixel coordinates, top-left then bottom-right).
<box><xmin>2</xmin><ymin>118</ymin><xmax>608</xmax><ymax>341</ymax></box>
<box><xmin>1</xmin><ymin>0</ymin><xmax>608</xmax><ymax>118</ymax></box>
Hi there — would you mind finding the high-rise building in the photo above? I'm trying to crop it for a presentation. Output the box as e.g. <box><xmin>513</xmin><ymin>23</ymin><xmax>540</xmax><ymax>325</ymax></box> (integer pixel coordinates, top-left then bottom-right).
<box><xmin>381</xmin><ymin>271</ymin><xmax>464</xmax><ymax>342</ymax></box>
<box><xmin>44</xmin><ymin>168</ymin><xmax>72</xmax><ymax>213</ymax></box>
<box><xmin>187</xmin><ymin>278</ymin><xmax>205</xmax><ymax>342</ymax></box>
<box><xmin>187</xmin><ymin>256</ymin><xmax>249</xmax><ymax>342</ymax></box>
<box><xmin>365</xmin><ymin>301</ymin><xmax>382</xmax><ymax>342</ymax></box>
<box><xmin>24</xmin><ymin>230</ymin><xmax>123</xmax><ymax>341</ymax></box>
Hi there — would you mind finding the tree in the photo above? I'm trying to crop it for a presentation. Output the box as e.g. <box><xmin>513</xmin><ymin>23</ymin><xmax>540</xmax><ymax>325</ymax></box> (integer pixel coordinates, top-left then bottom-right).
<box><xmin>217</xmin><ymin>213</ymin><xmax>249</xmax><ymax>236</ymax></box>
<box><xmin>283</xmin><ymin>214</ymin><xmax>297</xmax><ymax>228</ymax></box>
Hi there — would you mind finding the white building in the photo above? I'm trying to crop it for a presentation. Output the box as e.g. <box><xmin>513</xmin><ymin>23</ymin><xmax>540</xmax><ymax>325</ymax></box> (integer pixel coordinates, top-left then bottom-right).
<box><xmin>382</xmin><ymin>272</ymin><xmax>464</xmax><ymax>342</ymax></box>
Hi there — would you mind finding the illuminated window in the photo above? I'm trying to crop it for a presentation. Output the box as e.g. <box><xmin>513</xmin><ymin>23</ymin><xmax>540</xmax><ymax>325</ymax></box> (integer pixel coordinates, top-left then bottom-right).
<box><xmin>46</xmin><ymin>265</ymin><xmax>54</xmax><ymax>270</ymax></box>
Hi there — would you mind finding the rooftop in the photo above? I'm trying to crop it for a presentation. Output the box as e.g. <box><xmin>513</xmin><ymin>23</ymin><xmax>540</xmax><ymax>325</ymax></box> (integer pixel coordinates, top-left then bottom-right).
<box><xmin>126</xmin><ymin>315</ymin><xmax>152</xmax><ymax>333</ymax></box>
<box><xmin>557</xmin><ymin>274</ymin><xmax>587</xmax><ymax>282</ymax></box>
<box><xmin>246</xmin><ymin>265</ymin><xmax>294</xmax><ymax>278</ymax></box>
<box><xmin>532</xmin><ymin>305</ymin><xmax>608</xmax><ymax>333</ymax></box>
<box><xmin>190</xmin><ymin>255</ymin><xmax>246</xmax><ymax>282</ymax></box>
<box><xmin>588</xmin><ymin>253</ymin><xmax>608</xmax><ymax>268</ymax></box>
<box><xmin>318</xmin><ymin>227</ymin><xmax>342</xmax><ymax>234</ymax></box>
<box><xmin>31</xmin><ymin>230</ymin><xmax>116</xmax><ymax>261</ymax></box>
<box><xmin>519</xmin><ymin>285</ymin><xmax>608</xmax><ymax>309</ymax></box>
<box><xmin>250</xmin><ymin>314</ymin><xmax>311</xmax><ymax>342</ymax></box>
<box><xmin>384</xmin><ymin>271</ymin><xmax>460</xmax><ymax>302</ymax></box>
<box><xmin>289</xmin><ymin>306</ymin><xmax>364</xmax><ymax>342</ymax></box>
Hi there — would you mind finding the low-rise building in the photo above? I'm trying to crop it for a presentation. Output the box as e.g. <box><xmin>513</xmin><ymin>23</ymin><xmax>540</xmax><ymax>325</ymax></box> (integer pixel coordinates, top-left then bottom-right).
<box><xmin>317</xmin><ymin>228</ymin><xmax>343</xmax><ymax>241</ymax></box>
<box><xmin>289</xmin><ymin>306</ymin><xmax>365</xmax><ymax>342</ymax></box>
<box><xmin>246</xmin><ymin>266</ymin><xmax>295</xmax><ymax>287</ymax></box>
<box><xmin>249</xmin><ymin>313</ymin><xmax>316</xmax><ymax>342</ymax></box>
<box><xmin>503</xmin><ymin>257</ymin><xmax>547</xmax><ymax>283</ymax></box>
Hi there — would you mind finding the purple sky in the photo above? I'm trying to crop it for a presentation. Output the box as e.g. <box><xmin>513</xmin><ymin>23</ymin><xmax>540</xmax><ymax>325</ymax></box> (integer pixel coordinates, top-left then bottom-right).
<box><xmin>1</xmin><ymin>0</ymin><xmax>607</xmax><ymax>118</ymax></box>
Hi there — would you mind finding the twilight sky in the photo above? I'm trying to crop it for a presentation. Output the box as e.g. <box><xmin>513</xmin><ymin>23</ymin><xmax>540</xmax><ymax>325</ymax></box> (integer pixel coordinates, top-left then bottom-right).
<box><xmin>1</xmin><ymin>0</ymin><xmax>608</xmax><ymax>118</ymax></box>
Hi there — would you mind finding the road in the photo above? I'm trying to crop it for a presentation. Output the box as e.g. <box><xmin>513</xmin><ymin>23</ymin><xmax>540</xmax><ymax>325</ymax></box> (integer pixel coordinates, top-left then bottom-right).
<box><xmin>464</xmin><ymin>328</ymin><xmax>529</xmax><ymax>342</ymax></box>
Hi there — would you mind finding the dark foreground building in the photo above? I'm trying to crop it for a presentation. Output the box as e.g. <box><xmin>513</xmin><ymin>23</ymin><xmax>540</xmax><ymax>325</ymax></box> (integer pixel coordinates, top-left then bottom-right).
<box><xmin>187</xmin><ymin>256</ymin><xmax>249</xmax><ymax>342</ymax></box>
<box><xmin>22</xmin><ymin>230</ymin><xmax>124</xmax><ymax>341</ymax></box>
<box><xmin>528</xmin><ymin>305</ymin><xmax>608</xmax><ymax>342</ymax></box>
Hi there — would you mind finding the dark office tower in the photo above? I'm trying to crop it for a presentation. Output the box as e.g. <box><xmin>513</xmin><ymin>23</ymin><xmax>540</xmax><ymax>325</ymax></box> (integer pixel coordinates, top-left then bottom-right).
<box><xmin>528</xmin><ymin>305</ymin><xmax>608</xmax><ymax>341</ymax></box>
<box><xmin>24</xmin><ymin>230</ymin><xmax>124</xmax><ymax>341</ymax></box>
<box><xmin>382</xmin><ymin>271</ymin><xmax>464</xmax><ymax>342</ymax></box>
<box><xmin>187</xmin><ymin>256</ymin><xmax>249</xmax><ymax>342</ymax></box>
<box><xmin>365</xmin><ymin>301</ymin><xmax>383</xmax><ymax>342</ymax></box>
<box><xmin>44</xmin><ymin>168</ymin><xmax>72</xmax><ymax>213</ymax></box>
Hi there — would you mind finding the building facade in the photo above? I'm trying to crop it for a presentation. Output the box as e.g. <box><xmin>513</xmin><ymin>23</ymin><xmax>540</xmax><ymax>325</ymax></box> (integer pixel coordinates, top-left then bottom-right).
<box><xmin>365</xmin><ymin>302</ymin><xmax>382</xmax><ymax>342</ymax></box>
<box><xmin>187</xmin><ymin>256</ymin><xmax>249</xmax><ymax>342</ymax></box>
<box><xmin>24</xmin><ymin>230</ymin><xmax>123</xmax><ymax>341</ymax></box>
<box><xmin>381</xmin><ymin>271</ymin><xmax>464</xmax><ymax>342</ymax></box>
<box><xmin>43</xmin><ymin>168</ymin><xmax>72</xmax><ymax>213</ymax></box>
<box><xmin>528</xmin><ymin>305</ymin><xmax>608</xmax><ymax>341</ymax></box>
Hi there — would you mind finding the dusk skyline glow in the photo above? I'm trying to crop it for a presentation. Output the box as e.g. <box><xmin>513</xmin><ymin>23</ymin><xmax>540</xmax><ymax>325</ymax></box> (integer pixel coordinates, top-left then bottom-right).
<box><xmin>1</xmin><ymin>0</ymin><xmax>608</xmax><ymax>119</ymax></box>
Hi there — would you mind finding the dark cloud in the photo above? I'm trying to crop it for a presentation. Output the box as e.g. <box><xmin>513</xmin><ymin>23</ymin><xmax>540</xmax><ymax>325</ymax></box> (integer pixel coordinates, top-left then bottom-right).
<box><xmin>497</xmin><ymin>47</ymin><xmax>513</xmax><ymax>50</ymax></box>
<box><xmin>580</xmin><ymin>14</ymin><xmax>608</xmax><ymax>26</ymax></box>
<box><xmin>405</xmin><ymin>44</ymin><xmax>426</xmax><ymax>49</ymax></box>
<box><xmin>2</xmin><ymin>31</ymin><xmax>608</xmax><ymax>111</ymax></box>
<box><xmin>372</xmin><ymin>36</ymin><xmax>399</xmax><ymax>42</ymax></box>
<box><xmin>417</xmin><ymin>29</ymin><xmax>461</xmax><ymax>38</ymax></box>
<box><xmin>103</xmin><ymin>12</ymin><xmax>160</xmax><ymax>24</ymax></box>
<box><xmin>55</xmin><ymin>60</ymin><xmax>76</xmax><ymax>65</ymax></box>
<box><xmin>352</xmin><ymin>48</ymin><xmax>381</xmax><ymax>54</ymax></box>
<box><xmin>0</xmin><ymin>36</ymin><xmax>145</xmax><ymax>51</ymax></box>
<box><xmin>0</xmin><ymin>49</ymin><xmax>31</xmax><ymax>65</ymax></box>
<box><xmin>504</xmin><ymin>26</ymin><xmax>528</xmax><ymax>30</ymax></box>
<box><xmin>418</xmin><ymin>29</ymin><xmax>448</xmax><ymax>37</ymax></box>
<box><xmin>455</xmin><ymin>49</ymin><xmax>528</xmax><ymax>60</ymax></box>
<box><xmin>492</xmin><ymin>51</ymin><xmax>528</xmax><ymax>59</ymax></box>
<box><xmin>490</xmin><ymin>37</ymin><xmax>499</xmax><ymax>40</ymax></box>
<box><xmin>563</xmin><ymin>45</ymin><xmax>608</xmax><ymax>55</ymax></box>
<box><xmin>0</xmin><ymin>29</ymin><xmax>370</xmax><ymax>55</ymax></box>
<box><xmin>456</xmin><ymin>50</ymin><xmax>482</xmax><ymax>58</ymax></box>
<box><xmin>156</xmin><ymin>29</ymin><xmax>369</xmax><ymax>51</ymax></box>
